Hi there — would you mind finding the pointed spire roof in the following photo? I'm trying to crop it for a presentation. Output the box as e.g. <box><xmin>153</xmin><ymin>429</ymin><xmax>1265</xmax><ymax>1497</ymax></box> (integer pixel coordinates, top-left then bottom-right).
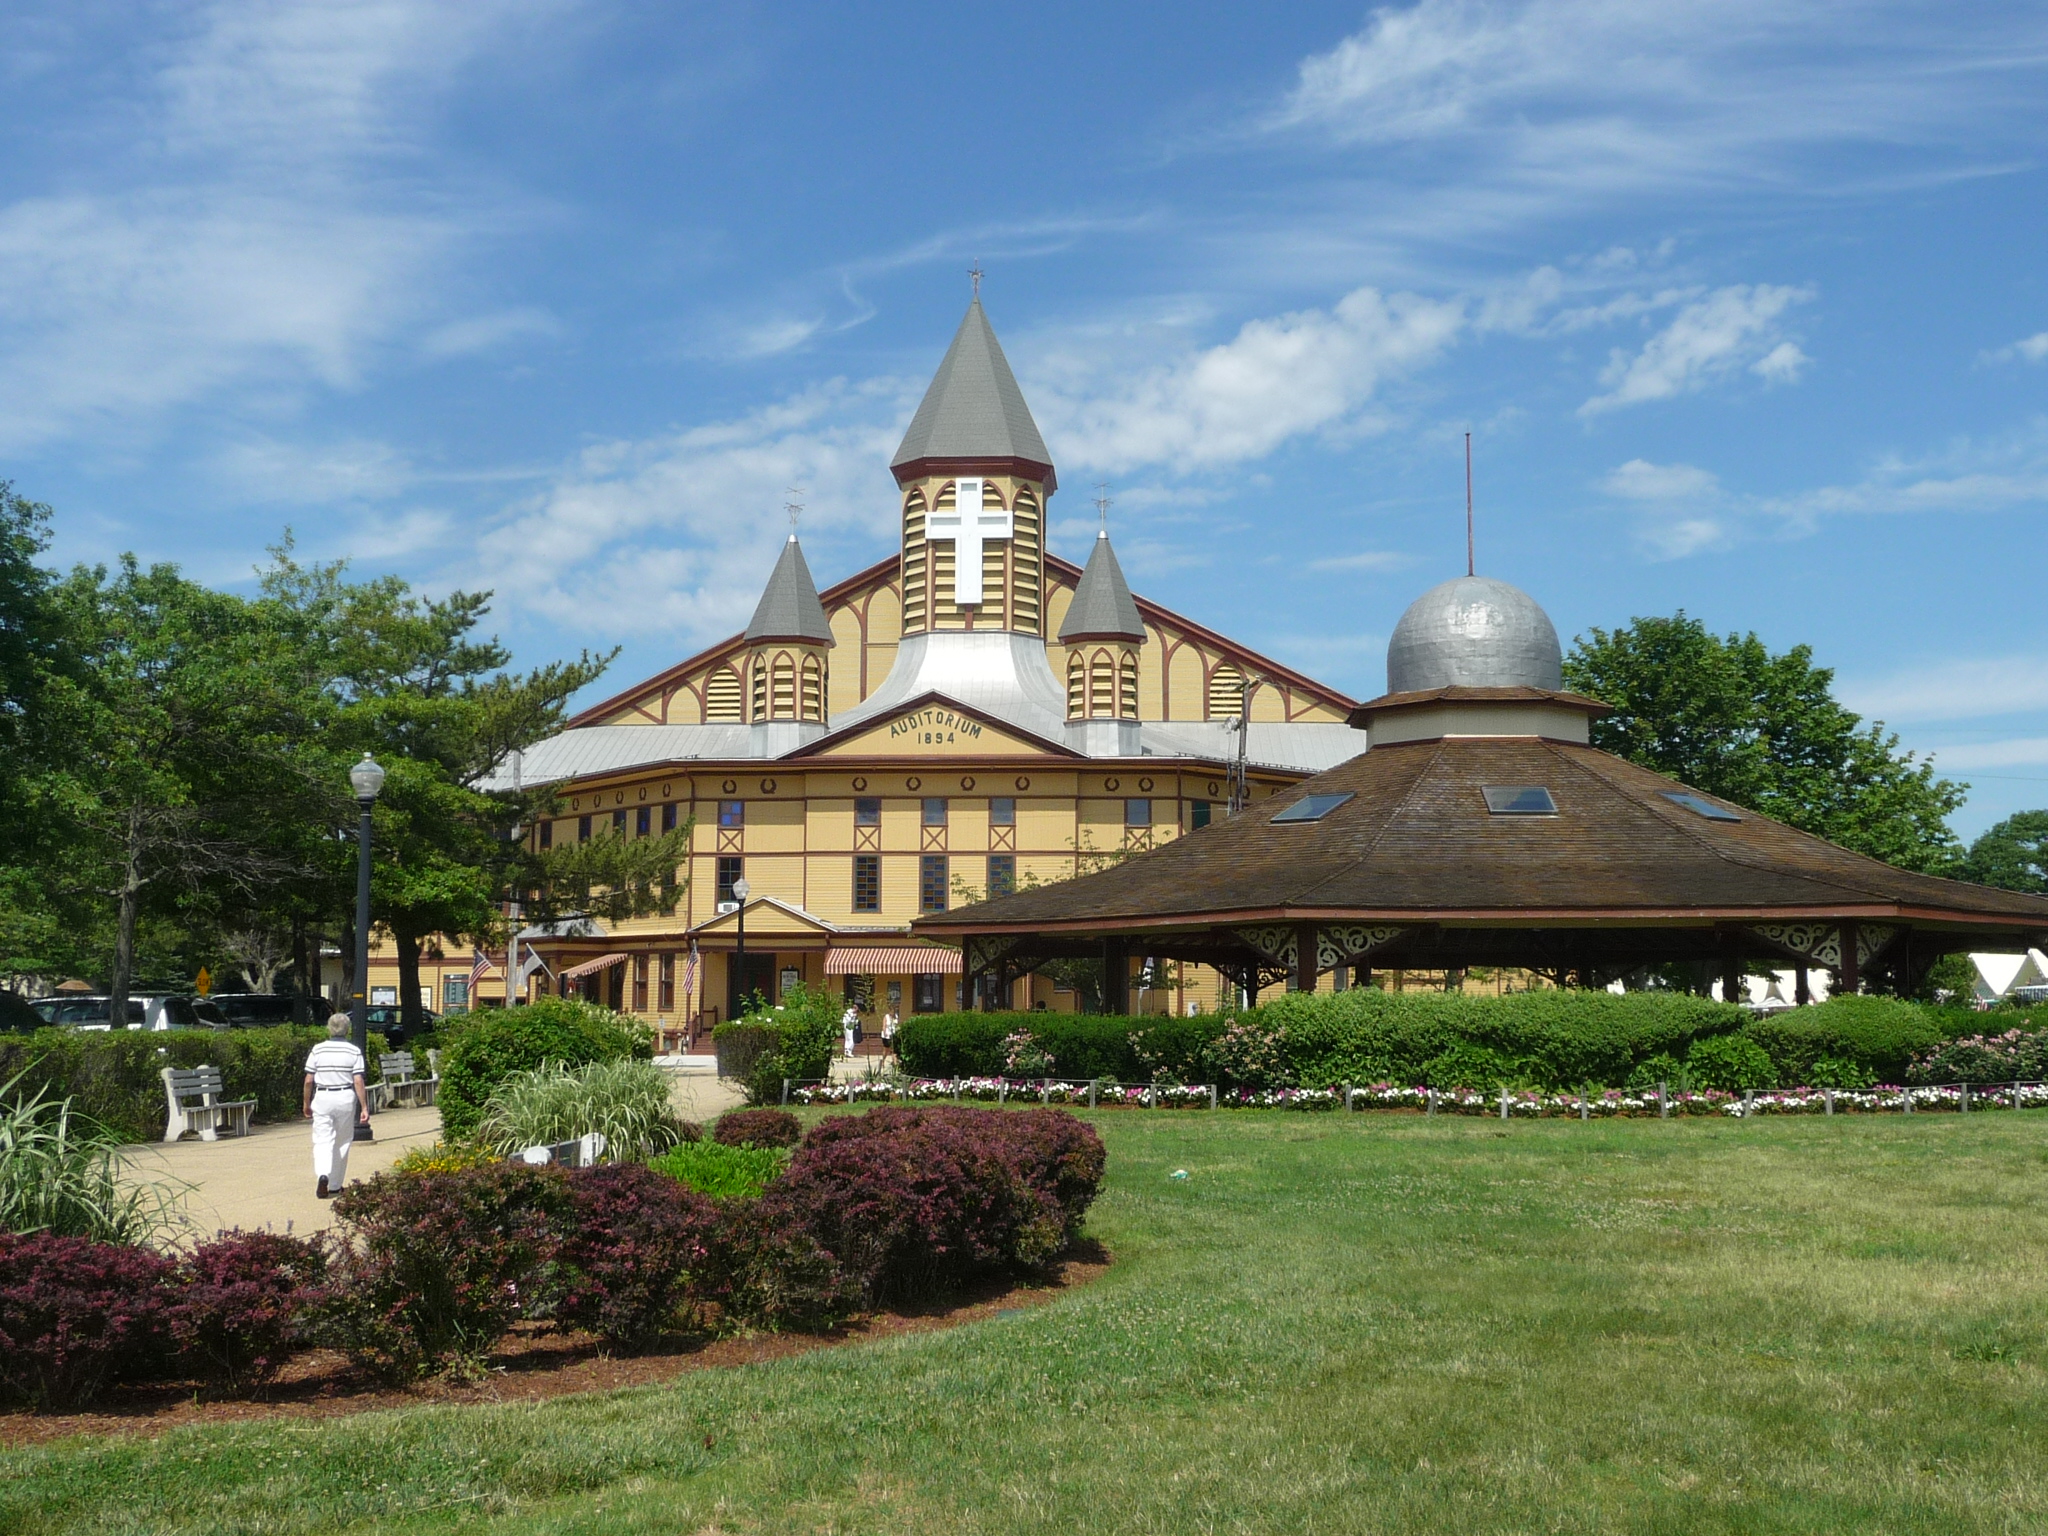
<box><xmin>1059</xmin><ymin>530</ymin><xmax>1146</xmax><ymax>642</ymax></box>
<box><xmin>892</xmin><ymin>299</ymin><xmax>1054</xmax><ymax>483</ymax></box>
<box><xmin>745</xmin><ymin>537</ymin><xmax>835</xmax><ymax>645</ymax></box>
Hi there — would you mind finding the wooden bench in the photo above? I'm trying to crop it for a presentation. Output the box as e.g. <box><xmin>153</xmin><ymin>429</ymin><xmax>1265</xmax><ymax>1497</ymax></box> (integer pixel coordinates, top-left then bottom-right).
<box><xmin>160</xmin><ymin>1066</ymin><xmax>256</xmax><ymax>1144</ymax></box>
<box><xmin>377</xmin><ymin>1052</ymin><xmax>439</xmax><ymax>1108</ymax></box>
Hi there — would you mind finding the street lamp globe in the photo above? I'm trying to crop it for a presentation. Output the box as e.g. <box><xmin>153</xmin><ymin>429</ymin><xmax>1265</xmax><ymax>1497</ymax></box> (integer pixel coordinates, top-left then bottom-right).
<box><xmin>349</xmin><ymin>753</ymin><xmax>387</xmax><ymax>803</ymax></box>
<box><xmin>732</xmin><ymin>876</ymin><xmax>751</xmax><ymax>904</ymax></box>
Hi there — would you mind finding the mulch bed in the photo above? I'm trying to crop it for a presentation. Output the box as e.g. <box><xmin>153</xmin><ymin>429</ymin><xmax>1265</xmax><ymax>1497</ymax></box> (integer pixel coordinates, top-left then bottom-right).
<box><xmin>0</xmin><ymin>1243</ymin><xmax>1109</xmax><ymax>1449</ymax></box>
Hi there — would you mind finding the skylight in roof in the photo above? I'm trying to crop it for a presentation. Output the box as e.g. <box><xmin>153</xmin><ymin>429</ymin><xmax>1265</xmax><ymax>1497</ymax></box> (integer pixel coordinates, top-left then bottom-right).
<box><xmin>1272</xmin><ymin>792</ymin><xmax>1355</xmax><ymax>824</ymax></box>
<box><xmin>1482</xmin><ymin>786</ymin><xmax>1557</xmax><ymax>816</ymax></box>
<box><xmin>1663</xmin><ymin>791</ymin><xmax>1741</xmax><ymax>822</ymax></box>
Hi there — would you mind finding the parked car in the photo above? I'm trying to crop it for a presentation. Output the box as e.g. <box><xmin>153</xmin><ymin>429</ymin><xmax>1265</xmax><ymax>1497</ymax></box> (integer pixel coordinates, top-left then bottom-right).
<box><xmin>30</xmin><ymin>994</ymin><xmax>227</xmax><ymax>1031</ymax></box>
<box><xmin>362</xmin><ymin>1004</ymin><xmax>439</xmax><ymax>1045</ymax></box>
<box><xmin>208</xmin><ymin>992</ymin><xmax>305</xmax><ymax>1027</ymax></box>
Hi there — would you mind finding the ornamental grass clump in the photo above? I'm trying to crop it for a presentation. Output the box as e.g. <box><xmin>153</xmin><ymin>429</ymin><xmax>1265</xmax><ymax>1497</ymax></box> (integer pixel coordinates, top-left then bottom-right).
<box><xmin>0</xmin><ymin>1075</ymin><xmax>185</xmax><ymax>1245</ymax></box>
<box><xmin>436</xmin><ymin>998</ymin><xmax>650</xmax><ymax>1140</ymax></box>
<box><xmin>473</xmin><ymin>1058</ymin><xmax>689</xmax><ymax>1160</ymax></box>
<box><xmin>649</xmin><ymin>1140</ymin><xmax>788</xmax><ymax>1201</ymax></box>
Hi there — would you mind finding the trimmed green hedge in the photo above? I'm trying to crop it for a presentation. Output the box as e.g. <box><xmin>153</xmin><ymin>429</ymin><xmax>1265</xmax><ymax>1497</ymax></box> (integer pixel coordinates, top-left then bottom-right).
<box><xmin>0</xmin><ymin>1026</ymin><xmax>390</xmax><ymax>1143</ymax></box>
<box><xmin>437</xmin><ymin>999</ymin><xmax>650</xmax><ymax>1140</ymax></box>
<box><xmin>896</xmin><ymin>1013</ymin><xmax>1226</xmax><ymax>1082</ymax></box>
<box><xmin>1742</xmin><ymin>996</ymin><xmax>1954</xmax><ymax>1087</ymax></box>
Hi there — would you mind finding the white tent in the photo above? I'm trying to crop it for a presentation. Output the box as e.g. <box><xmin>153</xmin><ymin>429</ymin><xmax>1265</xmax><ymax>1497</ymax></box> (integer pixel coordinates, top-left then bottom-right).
<box><xmin>1969</xmin><ymin>950</ymin><xmax>2048</xmax><ymax>1004</ymax></box>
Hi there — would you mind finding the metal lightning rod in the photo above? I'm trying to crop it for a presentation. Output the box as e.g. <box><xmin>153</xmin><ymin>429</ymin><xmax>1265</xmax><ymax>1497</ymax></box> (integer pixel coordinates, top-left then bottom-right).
<box><xmin>1465</xmin><ymin>431</ymin><xmax>1475</xmax><ymax>578</ymax></box>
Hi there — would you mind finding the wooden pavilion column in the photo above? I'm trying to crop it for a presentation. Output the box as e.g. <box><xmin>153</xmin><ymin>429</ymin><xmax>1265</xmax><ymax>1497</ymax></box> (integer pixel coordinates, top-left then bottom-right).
<box><xmin>1794</xmin><ymin>966</ymin><xmax>1811</xmax><ymax>1006</ymax></box>
<box><xmin>1838</xmin><ymin>921</ymin><xmax>1859</xmax><ymax>995</ymax></box>
<box><xmin>1719</xmin><ymin>933</ymin><xmax>1743</xmax><ymax>1008</ymax></box>
<box><xmin>1101</xmin><ymin>939</ymin><xmax>1129</xmax><ymax>1014</ymax></box>
<box><xmin>1290</xmin><ymin>922</ymin><xmax>1317</xmax><ymax>993</ymax></box>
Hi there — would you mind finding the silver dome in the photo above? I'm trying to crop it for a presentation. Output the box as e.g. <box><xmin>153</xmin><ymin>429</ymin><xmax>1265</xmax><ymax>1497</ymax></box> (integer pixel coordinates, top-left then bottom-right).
<box><xmin>1385</xmin><ymin>576</ymin><xmax>1562</xmax><ymax>694</ymax></box>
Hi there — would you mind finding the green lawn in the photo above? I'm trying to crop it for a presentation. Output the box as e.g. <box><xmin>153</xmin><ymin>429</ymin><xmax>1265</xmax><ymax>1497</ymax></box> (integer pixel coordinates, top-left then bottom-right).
<box><xmin>9</xmin><ymin>1111</ymin><xmax>2048</xmax><ymax>1535</ymax></box>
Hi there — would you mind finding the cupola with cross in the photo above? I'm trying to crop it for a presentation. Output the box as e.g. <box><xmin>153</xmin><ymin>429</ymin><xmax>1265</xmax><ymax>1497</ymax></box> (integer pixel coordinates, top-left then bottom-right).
<box><xmin>890</xmin><ymin>286</ymin><xmax>1054</xmax><ymax>639</ymax></box>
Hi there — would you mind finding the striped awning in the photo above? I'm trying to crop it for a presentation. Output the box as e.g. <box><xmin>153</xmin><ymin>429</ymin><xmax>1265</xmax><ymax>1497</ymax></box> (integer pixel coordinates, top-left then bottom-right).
<box><xmin>560</xmin><ymin>951</ymin><xmax>630</xmax><ymax>981</ymax></box>
<box><xmin>824</xmin><ymin>946</ymin><xmax>961</xmax><ymax>976</ymax></box>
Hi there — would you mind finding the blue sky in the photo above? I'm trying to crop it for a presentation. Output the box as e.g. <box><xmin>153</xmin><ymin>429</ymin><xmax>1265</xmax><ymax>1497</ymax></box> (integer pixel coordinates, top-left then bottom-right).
<box><xmin>5</xmin><ymin>1</ymin><xmax>2048</xmax><ymax>839</ymax></box>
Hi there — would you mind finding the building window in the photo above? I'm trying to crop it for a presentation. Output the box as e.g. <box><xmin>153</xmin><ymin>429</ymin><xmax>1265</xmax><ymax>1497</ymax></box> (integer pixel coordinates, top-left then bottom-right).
<box><xmin>719</xmin><ymin>800</ymin><xmax>745</xmax><ymax>829</ymax></box>
<box><xmin>922</xmin><ymin>797</ymin><xmax>948</xmax><ymax>827</ymax></box>
<box><xmin>717</xmin><ymin>856</ymin><xmax>744</xmax><ymax>905</ymax></box>
<box><xmin>662</xmin><ymin>802</ymin><xmax>678</xmax><ymax>833</ymax></box>
<box><xmin>578</xmin><ymin>815</ymin><xmax>592</xmax><ymax>842</ymax></box>
<box><xmin>1125</xmin><ymin>798</ymin><xmax>1151</xmax><ymax>828</ymax></box>
<box><xmin>855</xmin><ymin>796</ymin><xmax>882</xmax><ymax>826</ymax></box>
<box><xmin>1208</xmin><ymin>663</ymin><xmax>1247</xmax><ymax>720</ymax></box>
<box><xmin>853</xmin><ymin>854</ymin><xmax>880</xmax><ymax>912</ymax></box>
<box><xmin>538</xmin><ymin>820</ymin><xmax>553</xmax><ymax>849</ymax></box>
<box><xmin>1190</xmin><ymin>800</ymin><xmax>1212</xmax><ymax>829</ymax></box>
<box><xmin>914</xmin><ymin>974</ymin><xmax>945</xmax><ymax>1012</ymax></box>
<box><xmin>705</xmin><ymin>665</ymin><xmax>742</xmax><ymax>722</ymax></box>
<box><xmin>636</xmin><ymin>806</ymin><xmax>651</xmax><ymax>836</ymax></box>
<box><xmin>659</xmin><ymin>952</ymin><xmax>676</xmax><ymax>1012</ymax></box>
<box><xmin>989</xmin><ymin>796</ymin><xmax>1015</xmax><ymax>826</ymax></box>
<box><xmin>633</xmin><ymin>953</ymin><xmax>649</xmax><ymax>1011</ymax></box>
<box><xmin>442</xmin><ymin>977</ymin><xmax>469</xmax><ymax>1012</ymax></box>
<box><xmin>613</xmin><ymin>809</ymin><xmax>627</xmax><ymax>834</ymax></box>
<box><xmin>987</xmin><ymin>855</ymin><xmax>1015</xmax><ymax>897</ymax></box>
<box><xmin>920</xmin><ymin>854</ymin><xmax>948</xmax><ymax>912</ymax></box>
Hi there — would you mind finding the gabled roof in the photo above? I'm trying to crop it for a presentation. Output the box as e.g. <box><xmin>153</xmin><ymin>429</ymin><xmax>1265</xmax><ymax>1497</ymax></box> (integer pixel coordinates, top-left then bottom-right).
<box><xmin>744</xmin><ymin>536</ymin><xmax>834</xmax><ymax>644</ymax></box>
<box><xmin>891</xmin><ymin>299</ymin><xmax>1052</xmax><ymax>475</ymax></box>
<box><xmin>1058</xmin><ymin>532</ymin><xmax>1145</xmax><ymax>642</ymax></box>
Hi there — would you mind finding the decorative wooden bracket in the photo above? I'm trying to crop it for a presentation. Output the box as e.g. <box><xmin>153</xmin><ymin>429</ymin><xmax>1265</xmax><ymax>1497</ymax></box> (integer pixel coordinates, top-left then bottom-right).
<box><xmin>1747</xmin><ymin>922</ymin><xmax>1900</xmax><ymax>970</ymax></box>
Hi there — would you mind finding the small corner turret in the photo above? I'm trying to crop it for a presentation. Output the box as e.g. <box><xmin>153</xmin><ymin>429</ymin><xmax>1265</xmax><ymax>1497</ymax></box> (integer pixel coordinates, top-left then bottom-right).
<box><xmin>742</xmin><ymin>535</ymin><xmax>833</xmax><ymax>747</ymax></box>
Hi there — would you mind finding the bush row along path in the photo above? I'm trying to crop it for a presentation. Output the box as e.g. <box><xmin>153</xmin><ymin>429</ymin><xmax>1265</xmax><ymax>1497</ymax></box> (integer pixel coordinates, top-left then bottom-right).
<box><xmin>117</xmin><ymin>1065</ymin><xmax>746</xmax><ymax>1235</ymax></box>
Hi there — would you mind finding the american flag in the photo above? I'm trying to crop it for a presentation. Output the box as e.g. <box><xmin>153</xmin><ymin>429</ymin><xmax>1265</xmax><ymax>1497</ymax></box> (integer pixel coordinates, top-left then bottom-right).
<box><xmin>469</xmin><ymin>949</ymin><xmax>494</xmax><ymax>988</ymax></box>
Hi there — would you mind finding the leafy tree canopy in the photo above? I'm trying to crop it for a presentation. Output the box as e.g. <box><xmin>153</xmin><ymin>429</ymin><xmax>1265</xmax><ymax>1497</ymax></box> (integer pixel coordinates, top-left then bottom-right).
<box><xmin>1563</xmin><ymin>613</ymin><xmax>1965</xmax><ymax>874</ymax></box>
<box><xmin>1960</xmin><ymin>811</ymin><xmax>2048</xmax><ymax>894</ymax></box>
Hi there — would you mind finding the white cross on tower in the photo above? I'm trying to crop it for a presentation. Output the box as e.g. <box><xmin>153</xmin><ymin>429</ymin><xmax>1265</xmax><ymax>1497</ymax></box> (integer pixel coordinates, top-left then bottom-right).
<box><xmin>925</xmin><ymin>478</ymin><xmax>1012</xmax><ymax>606</ymax></box>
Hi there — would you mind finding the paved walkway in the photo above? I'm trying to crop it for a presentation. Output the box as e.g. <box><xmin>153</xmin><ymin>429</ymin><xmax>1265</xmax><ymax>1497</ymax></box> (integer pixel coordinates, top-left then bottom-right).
<box><xmin>122</xmin><ymin>1061</ymin><xmax>749</xmax><ymax>1237</ymax></box>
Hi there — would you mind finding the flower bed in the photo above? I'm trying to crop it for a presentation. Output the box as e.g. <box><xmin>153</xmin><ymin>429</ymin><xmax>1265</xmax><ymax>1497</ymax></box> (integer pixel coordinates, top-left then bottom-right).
<box><xmin>784</xmin><ymin>1076</ymin><xmax>2048</xmax><ymax>1118</ymax></box>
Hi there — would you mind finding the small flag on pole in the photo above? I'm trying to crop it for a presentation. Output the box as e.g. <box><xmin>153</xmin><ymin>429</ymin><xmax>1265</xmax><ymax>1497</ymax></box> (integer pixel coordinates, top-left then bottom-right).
<box><xmin>469</xmin><ymin>949</ymin><xmax>493</xmax><ymax>988</ymax></box>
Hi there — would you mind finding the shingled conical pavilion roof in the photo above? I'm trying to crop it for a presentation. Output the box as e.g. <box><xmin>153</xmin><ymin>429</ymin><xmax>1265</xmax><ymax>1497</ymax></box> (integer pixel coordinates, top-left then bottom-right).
<box><xmin>892</xmin><ymin>299</ymin><xmax>1052</xmax><ymax>476</ymax></box>
<box><xmin>744</xmin><ymin>536</ymin><xmax>834</xmax><ymax>644</ymax></box>
<box><xmin>1058</xmin><ymin>530</ymin><xmax>1145</xmax><ymax>642</ymax></box>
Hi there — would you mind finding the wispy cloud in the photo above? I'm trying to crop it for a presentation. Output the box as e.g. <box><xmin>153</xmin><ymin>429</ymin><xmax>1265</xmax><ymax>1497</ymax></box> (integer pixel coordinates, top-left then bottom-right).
<box><xmin>422</xmin><ymin>307</ymin><xmax>563</xmax><ymax>360</ymax></box>
<box><xmin>1841</xmin><ymin>657</ymin><xmax>2048</xmax><ymax>725</ymax></box>
<box><xmin>1580</xmin><ymin>284</ymin><xmax>1811</xmax><ymax>415</ymax></box>
<box><xmin>1981</xmin><ymin>331</ymin><xmax>2048</xmax><ymax>365</ymax></box>
<box><xmin>1308</xmin><ymin>550</ymin><xmax>1417</xmax><ymax>573</ymax></box>
<box><xmin>1598</xmin><ymin>457</ymin><xmax>1730</xmax><ymax>558</ymax></box>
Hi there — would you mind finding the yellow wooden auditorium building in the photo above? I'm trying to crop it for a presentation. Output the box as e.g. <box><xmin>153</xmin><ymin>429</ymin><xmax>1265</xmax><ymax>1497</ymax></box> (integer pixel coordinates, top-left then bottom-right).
<box><xmin>367</xmin><ymin>298</ymin><xmax>1363</xmax><ymax>1039</ymax></box>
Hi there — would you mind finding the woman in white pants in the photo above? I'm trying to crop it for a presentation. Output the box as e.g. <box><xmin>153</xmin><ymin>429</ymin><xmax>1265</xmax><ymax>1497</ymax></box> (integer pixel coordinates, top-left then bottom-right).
<box><xmin>302</xmin><ymin>1014</ymin><xmax>371</xmax><ymax>1199</ymax></box>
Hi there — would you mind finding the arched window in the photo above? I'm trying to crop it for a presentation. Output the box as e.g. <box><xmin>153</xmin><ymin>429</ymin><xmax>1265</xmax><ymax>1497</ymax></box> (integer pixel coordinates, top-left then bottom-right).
<box><xmin>1207</xmin><ymin>663</ymin><xmax>1246</xmax><ymax>720</ymax></box>
<box><xmin>1066</xmin><ymin>652</ymin><xmax>1085</xmax><ymax>718</ymax></box>
<box><xmin>1011</xmin><ymin>486</ymin><xmax>1042</xmax><ymax>634</ymax></box>
<box><xmin>901</xmin><ymin>489</ymin><xmax>928</xmax><ymax>633</ymax></box>
<box><xmin>706</xmin><ymin>666</ymin><xmax>742</xmax><ymax>722</ymax></box>
<box><xmin>800</xmin><ymin>653</ymin><xmax>823</xmax><ymax>721</ymax></box>
<box><xmin>771</xmin><ymin>651</ymin><xmax>796</xmax><ymax>719</ymax></box>
<box><xmin>1090</xmin><ymin>649</ymin><xmax>1116</xmax><ymax>720</ymax></box>
<box><xmin>750</xmin><ymin>656</ymin><xmax>768</xmax><ymax>722</ymax></box>
<box><xmin>1119</xmin><ymin>650</ymin><xmax>1139</xmax><ymax>720</ymax></box>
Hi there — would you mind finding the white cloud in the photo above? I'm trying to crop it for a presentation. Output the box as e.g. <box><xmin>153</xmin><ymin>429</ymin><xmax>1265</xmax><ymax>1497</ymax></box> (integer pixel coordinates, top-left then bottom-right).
<box><xmin>1601</xmin><ymin>458</ymin><xmax>1720</xmax><ymax>502</ymax></box>
<box><xmin>1934</xmin><ymin>737</ymin><xmax>2048</xmax><ymax>771</ymax></box>
<box><xmin>1841</xmin><ymin>657</ymin><xmax>2048</xmax><ymax>725</ymax></box>
<box><xmin>1268</xmin><ymin>0</ymin><xmax>2047</xmax><ymax>218</ymax></box>
<box><xmin>421</xmin><ymin>307</ymin><xmax>563</xmax><ymax>360</ymax></box>
<box><xmin>1982</xmin><ymin>331</ymin><xmax>2048</xmax><ymax>365</ymax></box>
<box><xmin>1037</xmin><ymin>285</ymin><xmax>1465</xmax><ymax>474</ymax></box>
<box><xmin>1597</xmin><ymin>457</ymin><xmax>1729</xmax><ymax>557</ymax></box>
<box><xmin>1580</xmin><ymin>283</ymin><xmax>1812</xmax><ymax>415</ymax></box>
<box><xmin>0</xmin><ymin>1</ymin><xmax>553</xmax><ymax>452</ymax></box>
<box><xmin>1307</xmin><ymin>550</ymin><xmax>1416</xmax><ymax>573</ymax></box>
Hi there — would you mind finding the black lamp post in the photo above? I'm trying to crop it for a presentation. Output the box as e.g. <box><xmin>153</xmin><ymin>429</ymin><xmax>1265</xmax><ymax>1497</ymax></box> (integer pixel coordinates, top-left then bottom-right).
<box><xmin>348</xmin><ymin>753</ymin><xmax>385</xmax><ymax>1141</ymax></box>
<box><xmin>732</xmin><ymin>875</ymin><xmax>750</xmax><ymax>1019</ymax></box>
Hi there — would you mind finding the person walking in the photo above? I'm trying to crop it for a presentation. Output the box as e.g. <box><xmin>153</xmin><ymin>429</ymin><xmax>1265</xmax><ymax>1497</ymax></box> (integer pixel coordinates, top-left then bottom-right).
<box><xmin>841</xmin><ymin>1002</ymin><xmax>860</xmax><ymax>1059</ymax></box>
<box><xmin>303</xmin><ymin>1014</ymin><xmax>371</xmax><ymax>1198</ymax></box>
<box><xmin>881</xmin><ymin>1010</ymin><xmax>898</xmax><ymax>1058</ymax></box>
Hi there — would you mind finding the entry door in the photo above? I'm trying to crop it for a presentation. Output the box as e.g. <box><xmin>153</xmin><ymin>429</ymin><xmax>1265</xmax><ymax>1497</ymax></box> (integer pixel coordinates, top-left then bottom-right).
<box><xmin>727</xmin><ymin>953</ymin><xmax>777</xmax><ymax>1020</ymax></box>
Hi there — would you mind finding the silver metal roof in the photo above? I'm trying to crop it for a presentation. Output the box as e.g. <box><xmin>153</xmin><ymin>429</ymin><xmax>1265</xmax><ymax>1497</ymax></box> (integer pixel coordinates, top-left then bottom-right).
<box><xmin>825</xmin><ymin>631</ymin><xmax>1073</xmax><ymax>745</ymax></box>
<box><xmin>891</xmin><ymin>299</ymin><xmax>1053</xmax><ymax>469</ymax></box>
<box><xmin>1057</xmin><ymin>532</ymin><xmax>1146</xmax><ymax>641</ymax></box>
<box><xmin>1385</xmin><ymin>576</ymin><xmax>1563</xmax><ymax>694</ymax></box>
<box><xmin>744</xmin><ymin>536</ymin><xmax>834</xmax><ymax>644</ymax></box>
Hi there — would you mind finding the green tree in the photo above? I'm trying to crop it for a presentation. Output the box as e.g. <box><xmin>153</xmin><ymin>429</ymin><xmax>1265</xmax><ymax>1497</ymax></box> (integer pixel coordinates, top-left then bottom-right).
<box><xmin>1960</xmin><ymin>811</ymin><xmax>2048</xmax><ymax>894</ymax></box>
<box><xmin>1563</xmin><ymin>613</ymin><xmax>1965</xmax><ymax>873</ymax></box>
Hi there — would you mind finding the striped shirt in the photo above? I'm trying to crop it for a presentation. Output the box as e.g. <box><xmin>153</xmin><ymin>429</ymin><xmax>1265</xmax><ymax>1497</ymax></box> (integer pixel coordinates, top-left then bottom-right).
<box><xmin>305</xmin><ymin>1039</ymin><xmax>366</xmax><ymax>1092</ymax></box>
